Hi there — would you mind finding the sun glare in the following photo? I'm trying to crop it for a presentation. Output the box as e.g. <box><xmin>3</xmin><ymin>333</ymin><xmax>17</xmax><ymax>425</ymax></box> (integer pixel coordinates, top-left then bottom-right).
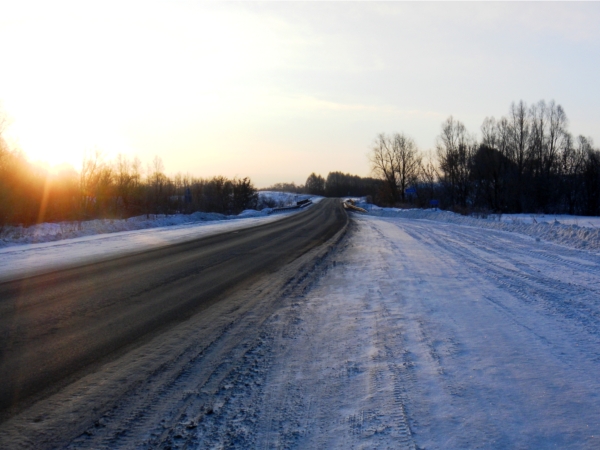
<box><xmin>0</xmin><ymin>3</ymin><xmax>282</xmax><ymax>177</ymax></box>
<box><xmin>5</xmin><ymin>104</ymin><xmax>135</xmax><ymax>173</ymax></box>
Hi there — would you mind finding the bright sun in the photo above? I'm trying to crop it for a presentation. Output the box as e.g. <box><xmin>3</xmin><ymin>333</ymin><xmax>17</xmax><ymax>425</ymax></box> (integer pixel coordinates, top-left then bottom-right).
<box><xmin>8</xmin><ymin>123</ymin><xmax>127</xmax><ymax>175</ymax></box>
<box><xmin>5</xmin><ymin>97</ymin><xmax>133</xmax><ymax>172</ymax></box>
<box><xmin>9</xmin><ymin>119</ymin><xmax>90</xmax><ymax>171</ymax></box>
<box><xmin>1</xmin><ymin>3</ymin><xmax>281</xmax><ymax>177</ymax></box>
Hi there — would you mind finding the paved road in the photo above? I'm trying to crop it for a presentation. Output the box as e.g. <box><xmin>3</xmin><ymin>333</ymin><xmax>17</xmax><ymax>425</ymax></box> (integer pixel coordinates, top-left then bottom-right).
<box><xmin>0</xmin><ymin>199</ymin><xmax>347</xmax><ymax>419</ymax></box>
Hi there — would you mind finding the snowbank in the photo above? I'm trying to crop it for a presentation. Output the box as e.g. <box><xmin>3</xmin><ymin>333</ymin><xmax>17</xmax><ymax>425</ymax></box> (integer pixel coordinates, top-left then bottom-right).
<box><xmin>361</xmin><ymin>204</ymin><xmax>600</xmax><ymax>252</ymax></box>
<box><xmin>0</xmin><ymin>211</ymin><xmax>265</xmax><ymax>248</ymax></box>
<box><xmin>0</xmin><ymin>192</ymin><xmax>322</xmax><ymax>248</ymax></box>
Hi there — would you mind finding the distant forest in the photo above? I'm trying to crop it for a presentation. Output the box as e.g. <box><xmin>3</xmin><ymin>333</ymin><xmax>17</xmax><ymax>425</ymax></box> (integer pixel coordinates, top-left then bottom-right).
<box><xmin>428</xmin><ymin>100</ymin><xmax>600</xmax><ymax>216</ymax></box>
<box><xmin>278</xmin><ymin>100</ymin><xmax>600</xmax><ymax>216</ymax></box>
<box><xmin>2</xmin><ymin>98</ymin><xmax>600</xmax><ymax>227</ymax></box>
<box><xmin>263</xmin><ymin>172</ymin><xmax>382</xmax><ymax>200</ymax></box>
<box><xmin>0</xmin><ymin>146</ymin><xmax>260</xmax><ymax>226</ymax></box>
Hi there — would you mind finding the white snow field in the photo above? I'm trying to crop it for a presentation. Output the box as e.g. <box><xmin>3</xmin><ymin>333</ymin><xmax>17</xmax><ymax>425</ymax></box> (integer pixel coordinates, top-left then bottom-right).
<box><xmin>2</xmin><ymin>205</ymin><xmax>600</xmax><ymax>448</ymax></box>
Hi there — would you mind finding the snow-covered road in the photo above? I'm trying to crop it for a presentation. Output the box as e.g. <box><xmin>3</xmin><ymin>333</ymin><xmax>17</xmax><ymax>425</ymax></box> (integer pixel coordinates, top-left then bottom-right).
<box><xmin>188</xmin><ymin>214</ymin><xmax>600</xmax><ymax>449</ymax></box>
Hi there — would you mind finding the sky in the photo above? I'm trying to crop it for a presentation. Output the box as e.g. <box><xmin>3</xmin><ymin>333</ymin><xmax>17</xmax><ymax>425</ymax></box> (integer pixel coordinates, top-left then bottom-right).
<box><xmin>1</xmin><ymin>1</ymin><xmax>599</xmax><ymax>187</ymax></box>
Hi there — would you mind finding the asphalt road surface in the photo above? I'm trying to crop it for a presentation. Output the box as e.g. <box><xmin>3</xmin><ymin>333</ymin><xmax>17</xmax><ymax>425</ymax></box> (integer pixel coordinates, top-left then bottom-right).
<box><xmin>0</xmin><ymin>198</ymin><xmax>347</xmax><ymax>420</ymax></box>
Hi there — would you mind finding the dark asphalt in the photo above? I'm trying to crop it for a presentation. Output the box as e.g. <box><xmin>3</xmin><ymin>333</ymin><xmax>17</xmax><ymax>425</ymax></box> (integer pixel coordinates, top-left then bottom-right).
<box><xmin>0</xmin><ymin>199</ymin><xmax>347</xmax><ymax>418</ymax></box>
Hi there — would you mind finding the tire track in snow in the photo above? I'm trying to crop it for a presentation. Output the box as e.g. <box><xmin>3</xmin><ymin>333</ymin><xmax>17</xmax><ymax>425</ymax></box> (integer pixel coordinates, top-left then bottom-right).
<box><xmin>181</xmin><ymin>214</ymin><xmax>600</xmax><ymax>448</ymax></box>
<box><xmin>393</xmin><ymin>219</ymin><xmax>600</xmax><ymax>342</ymax></box>
<box><xmin>248</xmin><ymin>222</ymin><xmax>418</xmax><ymax>449</ymax></box>
<box><xmin>359</xmin><ymin>215</ymin><xmax>600</xmax><ymax>448</ymax></box>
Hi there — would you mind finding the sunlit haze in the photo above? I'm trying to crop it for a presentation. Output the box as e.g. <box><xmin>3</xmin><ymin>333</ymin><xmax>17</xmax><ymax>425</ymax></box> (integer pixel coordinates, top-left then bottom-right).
<box><xmin>1</xmin><ymin>1</ymin><xmax>599</xmax><ymax>187</ymax></box>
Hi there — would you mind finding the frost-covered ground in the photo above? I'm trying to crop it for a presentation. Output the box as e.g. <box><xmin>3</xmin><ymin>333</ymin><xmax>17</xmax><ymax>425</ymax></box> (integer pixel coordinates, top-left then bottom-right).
<box><xmin>2</xmin><ymin>202</ymin><xmax>600</xmax><ymax>448</ymax></box>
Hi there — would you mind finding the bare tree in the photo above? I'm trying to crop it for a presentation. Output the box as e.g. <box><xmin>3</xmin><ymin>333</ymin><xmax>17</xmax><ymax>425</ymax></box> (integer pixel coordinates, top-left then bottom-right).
<box><xmin>96</xmin><ymin>164</ymin><xmax>114</xmax><ymax>215</ymax></box>
<box><xmin>495</xmin><ymin>116</ymin><xmax>512</xmax><ymax>159</ymax></box>
<box><xmin>80</xmin><ymin>149</ymin><xmax>105</xmax><ymax>217</ymax></box>
<box><xmin>528</xmin><ymin>100</ymin><xmax>548</xmax><ymax>180</ymax></box>
<box><xmin>370</xmin><ymin>132</ymin><xmax>421</xmax><ymax>204</ymax></box>
<box><xmin>526</xmin><ymin>100</ymin><xmax>569</xmax><ymax>211</ymax></box>
<box><xmin>131</xmin><ymin>156</ymin><xmax>142</xmax><ymax>188</ymax></box>
<box><xmin>436</xmin><ymin>116</ymin><xmax>476</xmax><ymax>207</ymax></box>
<box><xmin>392</xmin><ymin>133</ymin><xmax>421</xmax><ymax>202</ymax></box>
<box><xmin>546</xmin><ymin>100</ymin><xmax>568</xmax><ymax>176</ymax></box>
<box><xmin>148</xmin><ymin>155</ymin><xmax>167</xmax><ymax>214</ymax></box>
<box><xmin>370</xmin><ymin>133</ymin><xmax>399</xmax><ymax>203</ymax></box>
<box><xmin>419</xmin><ymin>150</ymin><xmax>439</xmax><ymax>204</ymax></box>
<box><xmin>481</xmin><ymin>116</ymin><xmax>498</xmax><ymax>149</ymax></box>
<box><xmin>559</xmin><ymin>133</ymin><xmax>586</xmax><ymax>214</ymax></box>
<box><xmin>508</xmin><ymin>101</ymin><xmax>530</xmax><ymax>211</ymax></box>
<box><xmin>114</xmin><ymin>154</ymin><xmax>134</xmax><ymax>215</ymax></box>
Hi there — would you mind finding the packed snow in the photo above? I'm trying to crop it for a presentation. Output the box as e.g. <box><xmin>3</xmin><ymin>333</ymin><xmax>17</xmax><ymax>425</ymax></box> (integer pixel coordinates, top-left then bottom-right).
<box><xmin>355</xmin><ymin>202</ymin><xmax>600</xmax><ymax>252</ymax></box>
<box><xmin>2</xmin><ymin>199</ymin><xmax>600</xmax><ymax>448</ymax></box>
<box><xmin>255</xmin><ymin>214</ymin><xmax>600</xmax><ymax>448</ymax></box>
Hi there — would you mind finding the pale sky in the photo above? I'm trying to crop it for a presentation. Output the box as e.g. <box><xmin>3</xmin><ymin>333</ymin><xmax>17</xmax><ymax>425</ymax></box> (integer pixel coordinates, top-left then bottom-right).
<box><xmin>1</xmin><ymin>1</ymin><xmax>599</xmax><ymax>187</ymax></box>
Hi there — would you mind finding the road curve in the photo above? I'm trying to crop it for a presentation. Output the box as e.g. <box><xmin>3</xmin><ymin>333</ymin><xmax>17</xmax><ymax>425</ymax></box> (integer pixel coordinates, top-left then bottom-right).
<box><xmin>0</xmin><ymin>198</ymin><xmax>347</xmax><ymax>419</ymax></box>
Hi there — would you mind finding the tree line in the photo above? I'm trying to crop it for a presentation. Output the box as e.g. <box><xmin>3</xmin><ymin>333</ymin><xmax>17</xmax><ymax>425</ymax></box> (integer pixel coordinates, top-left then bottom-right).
<box><xmin>3</xmin><ymin>98</ymin><xmax>598</xmax><ymax>227</ymax></box>
<box><xmin>0</xmin><ymin>146</ymin><xmax>259</xmax><ymax>227</ymax></box>
<box><xmin>264</xmin><ymin>172</ymin><xmax>383</xmax><ymax>201</ymax></box>
<box><xmin>370</xmin><ymin>100</ymin><xmax>600</xmax><ymax>215</ymax></box>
